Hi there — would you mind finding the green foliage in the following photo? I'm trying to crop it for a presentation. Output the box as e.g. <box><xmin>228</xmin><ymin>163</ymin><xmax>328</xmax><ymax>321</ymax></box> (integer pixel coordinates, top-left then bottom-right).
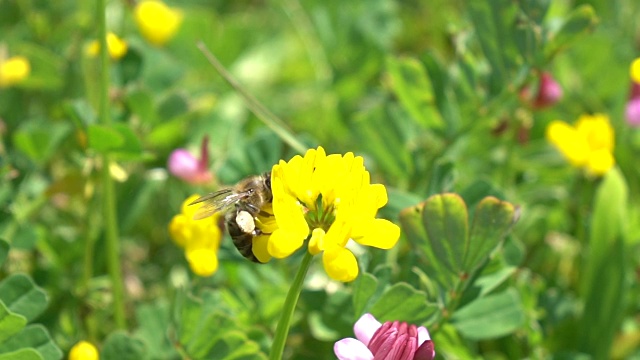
<box><xmin>1</xmin><ymin>0</ymin><xmax>640</xmax><ymax>359</ymax></box>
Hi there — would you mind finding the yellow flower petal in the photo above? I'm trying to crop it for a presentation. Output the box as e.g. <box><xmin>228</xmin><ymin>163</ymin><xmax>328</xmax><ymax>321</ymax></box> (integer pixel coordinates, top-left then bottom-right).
<box><xmin>631</xmin><ymin>57</ymin><xmax>640</xmax><ymax>83</ymax></box>
<box><xmin>576</xmin><ymin>113</ymin><xmax>614</xmax><ymax>152</ymax></box>
<box><xmin>308</xmin><ymin>228</ymin><xmax>326</xmax><ymax>255</ymax></box>
<box><xmin>268</xmin><ymin>229</ymin><xmax>305</xmax><ymax>258</ymax></box>
<box><xmin>134</xmin><ymin>0</ymin><xmax>183</xmax><ymax>46</ymax></box>
<box><xmin>186</xmin><ymin>248</ymin><xmax>218</xmax><ymax>276</ymax></box>
<box><xmin>69</xmin><ymin>341</ymin><xmax>99</xmax><ymax>360</ymax></box>
<box><xmin>586</xmin><ymin>149</ymin><xmax>615</xmax><ymax>176</ymax></box>
<box><xmin>0</xmin><ymin>56</ymin><xmax>30</xmax><ymax>88</ymax></box>
<box><xmin>545</xmin><ymin>120</ymin><xmax>589</xmax><ymax>166</ymax></box>
<box><xmin>323</xmin><ymin>246</ymin><xmax>359</xmax><ymax>282</ymax></box>
<box><xmin>168</xmin><ymin>214</ymin><xmax>191</xmax><ymax>248</ymax></box>
<box><xmin>352</xmin><ymin>219</ymin><xmax>401</xmax><ymax>249</ymax></box>
<box><xmin>252</xmin><ymin>235</ymin><xmax>272</xmax><ymax>263</ymax></box>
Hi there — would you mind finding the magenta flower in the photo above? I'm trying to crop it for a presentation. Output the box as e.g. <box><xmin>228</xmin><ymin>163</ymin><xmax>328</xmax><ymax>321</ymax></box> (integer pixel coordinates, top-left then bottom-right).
<box><xmin>334</xmin><ymin>313</ymin><xmax>435</xmax><ymax>360</ymax></box>
<box><xmin>625</xmin><ymin>82</ymin><xmax>640</xmax><ymax>127</ymax></box>
<box><xmin>533</xmin><ymin>72</ymin><xmax>563</xmax><ymax>109</ymax></box>
<box><xmin>168</xmin><ymin>136</ymin><xmax>213</xmax><ymax>184</ymax></box>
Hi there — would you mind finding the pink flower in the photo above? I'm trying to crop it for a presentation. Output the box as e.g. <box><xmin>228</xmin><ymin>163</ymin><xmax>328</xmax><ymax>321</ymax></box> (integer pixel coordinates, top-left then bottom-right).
<box><xmin>168</xmin><ymin>136</ymin><xmax>213</xmax><ymax>184</ymax></box>
<box><xmin>533</xmin><ymin>72</ymin><xmax>563</xmax><ymax>109</ymax></box>
<box><xmin>625</xmin><ymin>82</ymin><xmax>640</xmax><ymax>127</ymax></box>
<box><xmin>334</xmin><ymin>313</ymin><xmax>435</xmax><ymax>360</ymax></box>
<box><xmin>625</xmin><ymin>97</ymin><xmax>640</xmax><ymax>127</ymax></box>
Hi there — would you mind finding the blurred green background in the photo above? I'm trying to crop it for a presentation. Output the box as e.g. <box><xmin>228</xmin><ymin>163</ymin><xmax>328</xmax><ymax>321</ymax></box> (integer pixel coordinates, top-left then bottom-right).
<box><xmin>1</xmin><ymin>0</ymin><xmax>640</xmax><ymax>359</ymax></box>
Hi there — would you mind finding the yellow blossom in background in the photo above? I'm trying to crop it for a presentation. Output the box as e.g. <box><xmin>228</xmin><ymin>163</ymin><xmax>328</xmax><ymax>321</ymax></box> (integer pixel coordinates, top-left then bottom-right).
<box><xmin>0</xmin><ymin>56</ymin><xmax>30</xmax><ymax>88</ymax></box>
<box><xmin>630</xmin><ymin>57</ymin><xmax>640</xmax><ymax>83</ymax></box>
<box><xmin>169</xmin><ymin>194</ymin><xmax>222</xmax><ymax>276</ymax></box>
<box><xmin>134</xmin><ymin>0</ymin><xmax>183</xmax><ymax>46</ymax></box>
<box><xmin>69</xmin><ymin>341</ymin><xmax>99</xmax><ymax>360</ymax></box>
<box><xmin>87</xmin><ymin>32</ymin><xmax>128</xmax><ymax>60</ymax></box>
<box><xmin>546</xmin><ymin>113</ymin><xmax>615</xmax><ymax>176</ymax></box>
<box><xmin>259</xmin><ymin>147</ymin><xmax>400</xmax><ymax>282</ymax></box>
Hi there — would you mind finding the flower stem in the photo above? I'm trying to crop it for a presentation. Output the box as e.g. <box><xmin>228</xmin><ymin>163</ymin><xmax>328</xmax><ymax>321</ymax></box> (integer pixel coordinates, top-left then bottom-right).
<box><xmin>269</xmin><ymin>251</ymin><xmax>314</xmax><ymax>360</ymax></box>
<box><xmin>196</xmin><ymin>42</ymin><xmax>308</xmax><ymax>155</ymax></box>
<box><xmin>97</xmin><ymin>0</ymin><xmax>126</xmax><ymax>329</ymax></box>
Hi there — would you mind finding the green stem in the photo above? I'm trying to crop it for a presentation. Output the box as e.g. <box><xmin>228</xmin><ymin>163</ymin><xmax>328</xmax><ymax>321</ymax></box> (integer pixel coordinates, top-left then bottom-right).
<box><xmin>269</xmin><ymin>251</ymin><xmax>314</xmax><ymax>360</ymax></box>
<box><xmin>196</xmin><ymin>42</ymin><xmax>308</xmax><ymax>155</ymax></box>
<box><xmin>97</xmin><ymin>0</ymin><xmax>126</xmax><ymax>329</ymax></box>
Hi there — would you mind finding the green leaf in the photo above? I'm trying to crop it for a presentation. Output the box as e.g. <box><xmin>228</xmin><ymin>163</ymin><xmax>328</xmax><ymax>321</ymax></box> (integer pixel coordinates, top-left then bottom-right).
<box><xmin>422</xmin><ymin>194</ymin><xmax>468</xmax><ymax>275</ymax></box>
<box><xmin>464</xmin><ymin>197</ymin><xmax>518</xmax><ymax>273</ymax></box>
<box><xmin>134</xmin><ymin>301</ymin><xmax>177</xmax><ymax>359</ymax></box>
<box><xmin>0</xmin><ymin>301</ymin><xmax>27</xmax><ymax>344</ymax></box>
<box><xmin>352</xmin><ymin>272</ymin><xmax>378</xmax><ymax>318</ymax></box>
<box><xmin>0</xmin><ymin>349</ymin><xmax>43</xmax><ymax>360</ymax></box>
<box><xmin>125</xmin><ymin>90</ymin><xmax>156</xmax><ymax>125</ymax></box>
<box><xmin>87</xmin><ymin>124</ymin><xmax>124</xmax><ymax>153</ymax></box>
<box><xmin>399</xmin><ymin>202</ymin><xmax>457</xmax><ymax>290</ymax></box>
<box><xmin>111</xmin><ymin>124</ymin><xmax>143</xmax><ymax>159</ymax></box>
<box><xmin>545</xmin><ymin>5</ymin><xmax>598</xmax><ymax>57</ymax></box>
<box><xmin>0</xmin><ymin>274</ymin><xmax>47</xmax><ymax>322</ymax></box>
<box><xmin>386</xmin><ymin>56</ymin><xmax>443</xmax><ymax>129</ymax></box>
<box><xmin>119</xmin><ymin>48</ymin><xmax>143</xmax><ymax>85</ymax></box>
<box><xmin>0</xmin><ymin>325</ymin><xmax>61</xmax><ymax>360</ymax></box>
<box><xmin>0</xmin><ymin>239</ymin><xmax>8</xmax><ymax>268</ymax></box>
<box><xmin>368</xmin><ymin>283</ymin><xmax>437</xmax><ymax>324</ymax></box>
<box><xmin>451</xmin><ymin>288</ymin><xmax>524</xmax><ymax>340</ymax></box>
<box><xmin>158</xmin><ymin>94</ymin><xmax>189</xmax><ymax>122</ymax></box>
<box><xmin>12</xmin><ymin>122</ymin><xmax>72</xmax><ymax>165</ymax></box>
<box><xmin>101</xmin><ymin>332</ymin><xmax>146</xmax><ymax>360</ymax></box>
<box><xmin>578</xmin><ymin>168</ymin><xmax>628</xmax><ymax>359</ymax></box>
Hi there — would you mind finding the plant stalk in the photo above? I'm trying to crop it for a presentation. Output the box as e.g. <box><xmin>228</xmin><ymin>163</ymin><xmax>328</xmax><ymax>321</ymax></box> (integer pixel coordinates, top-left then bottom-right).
<box><xmin>97</xmin><ymin>0</ymin><xmax>126</xmax><ymax>329</ymax></box>
<box><xmin>269</xmin><ymin>251</ymin><xmax>314</xmax><ymax>359</ymax></box>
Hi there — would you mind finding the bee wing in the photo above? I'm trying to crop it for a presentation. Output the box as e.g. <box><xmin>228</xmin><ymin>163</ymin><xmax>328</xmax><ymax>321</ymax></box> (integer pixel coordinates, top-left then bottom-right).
<box><xmin>190</xmin><ymin>189</ymin><xmax>247</xmax><ymax>220</ymax></box>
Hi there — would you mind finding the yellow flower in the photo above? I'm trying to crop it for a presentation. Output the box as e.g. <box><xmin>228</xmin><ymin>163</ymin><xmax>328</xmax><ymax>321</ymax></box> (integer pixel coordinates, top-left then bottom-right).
<box><xmin>261</xmin><ymin>147</ymin><xmax>400</xmax><ymax>282</ymax></box>
<box><xmin>546</xmin><ymin>114</ymin><xmax>615</xmax><ymax>176</ymax></box>
<box><xmin>169</xmin><ymin>194</ymin><xmax>222</xmax><ymax>276</ymax></box>
<box><xmin>0</xmin><ymin>56</ymin><xmax>30</xmax><ymax>88</ymax></box>
<box><xmin>134</xmin><ymin>0</ymin><xmax>183</xmax><ymax>46</ymax></box>
<box><xmin>69</xmin><ymin>341</ymin><xmax>99</xmax><ymax>360</ymax></box>
<box><xmin>87</xmin><ymin>32</ymin><xmax>128</xmax><ymax>60</ymax></box>
<box><xmin>630</xmin><ymin>57</ymin><xmax>640</xmax><ymax>83</ymax></box>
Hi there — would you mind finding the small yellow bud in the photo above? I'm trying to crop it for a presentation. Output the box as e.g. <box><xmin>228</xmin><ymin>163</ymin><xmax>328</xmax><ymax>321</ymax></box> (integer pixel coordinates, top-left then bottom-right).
<box><xmin>0</xmin><ymin>56</ymin><xmax>30</xmax><ymax>88</ymax></box>
<box><xmin>134</xmin><ymin>1</ymin><xmax>183</xmax><ymax>46</ymax></box>
<box><xmin>69</xmin><ymin>341</ymin><xmax>99</xmax><ymax>360</ymax></box>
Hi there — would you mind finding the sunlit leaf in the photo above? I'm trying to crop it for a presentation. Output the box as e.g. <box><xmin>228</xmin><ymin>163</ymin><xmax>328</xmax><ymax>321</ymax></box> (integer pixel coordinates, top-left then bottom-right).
<box><xmin>0</xmin><ymin>349</ymin><xmax>42</xmax><ymax>360</ymax></box>
<box><xmin>422</xmin><ymin>194</ymin><xmax>468</xmax><ymax>275</ymax></box>
<box><xmin>0</xmin><ymin>325</ymin><xmax>61</xmax><ymax>360</ymax></box>
<box><xmin>0</xmin><ymin>302</ymin><xmax>27</xmax><ymax>344</ymax></box>
<box><xmin>464</xmin><ymin>197</ymin><xmax>518</xmax><ymax>272</ymax></box>
<box><xmin>545</xmin><ymin>5</ymin><xmax>598</xmax><ymax>57</ymax></box>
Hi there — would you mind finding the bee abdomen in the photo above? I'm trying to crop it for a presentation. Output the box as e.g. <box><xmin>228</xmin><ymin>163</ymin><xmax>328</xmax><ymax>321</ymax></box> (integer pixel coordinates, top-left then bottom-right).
<box><xmin>225</xmin><ymin>211</ymin><xmax>264</xmax><ymax>263</ymax></box>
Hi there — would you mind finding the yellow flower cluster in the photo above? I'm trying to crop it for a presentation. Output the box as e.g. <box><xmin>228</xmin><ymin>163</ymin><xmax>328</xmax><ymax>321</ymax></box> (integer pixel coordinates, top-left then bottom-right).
<box><xmin>0</xmin><ymin>56</ymin><xmax>30</xmax><ymax>88</ymax></box>
<box><xmin>87</xmin><ymin>32</ymin><xmax>128</xmax><ymax>60</ymax></box>
<box><xmin>546</xmin><ymin>114</ymin><xmax>615</xmax><ymax>176</ymax></box>
<box><xmin>69</xmin><ymin>341</ymin><xmax>99</xmax><ymax>360</ymax></box>
<box><xmin>259</xmin><ymin>147</ymin><xmax>400</xmax><ymax>282</ymax></box>
<box><xmin>169</xmin><ymin>194</ymin><xmax>222</xmax><ymax>276</ymax></box>
<box><xmin>134</xmin><ymin>0</ymin><xmax>183</xmax><ymax>46</ymax></box>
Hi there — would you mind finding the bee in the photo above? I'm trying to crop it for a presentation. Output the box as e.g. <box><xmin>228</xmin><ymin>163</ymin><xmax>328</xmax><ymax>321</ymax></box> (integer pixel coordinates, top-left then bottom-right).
<box><xmin>189</xmin><ymin>172</ymin><xmax>272</xmax><ymax>263</ymax></box>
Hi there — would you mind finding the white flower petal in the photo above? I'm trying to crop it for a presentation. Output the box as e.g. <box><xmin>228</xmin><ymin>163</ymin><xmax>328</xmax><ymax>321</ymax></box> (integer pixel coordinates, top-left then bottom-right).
<box><xmin>334</xmin><ymin>338</ymin><xmax>374</xmax><ymax>360</ymax></box>
<box><xmin>417</xmin><ymin>326</ymin><xmax>431</xmax><ymax>345</ymax></box>
<box><xmin>353</xmin><ymin>313</ymin><xmax>381</xmax><ymax>346</ymax></box>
